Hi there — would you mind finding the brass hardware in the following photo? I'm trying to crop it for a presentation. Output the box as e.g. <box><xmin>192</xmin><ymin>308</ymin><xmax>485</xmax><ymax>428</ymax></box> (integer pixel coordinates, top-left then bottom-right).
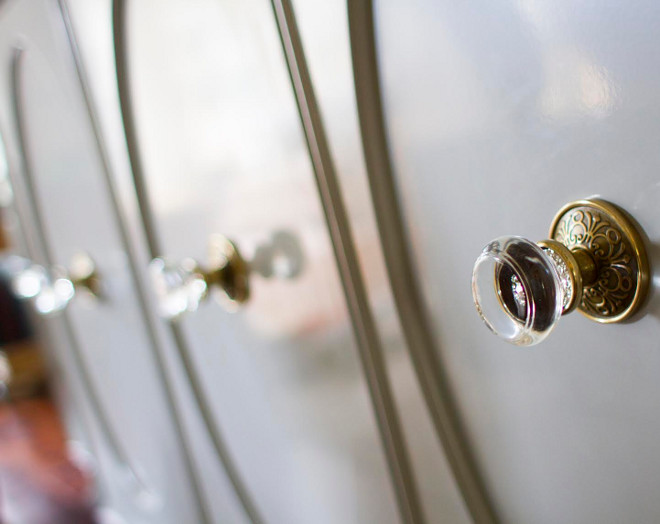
<box><xmin>549</xmin><ymin>198</ymin><xmax>649</xmax><ymax>323</ymax></box>
<box><xmin>68</xmin><ymin>252</ymin><xmax>103</xmax><ymax>299</ymax></box>
<box><xmin>149</xmin><ymin>236</ymin><xmax>249</xmax><ymax>319</ymax></box>
<box><xmin>472</xmin><ymin>198</ymin><xmax>650</xmax><ymax>346</ymax></box>
<box><xmin>536</xmin><ymin>239</ymin><xmax>584</xmax><ymax>314</ymax></box>
<box><xmin>201</xmin><ymin>235</ymin><xmax>250</xmax><ymax>306</ymax></box>
<box><xmin>149</xmin><ymin>232</ymin><xmax>305</xmax><ymax>319</ymax></box>
<box><xmin>9</xmin><ymin>252</ymin><xmax>102</xmax><ymax>316</ymax></box>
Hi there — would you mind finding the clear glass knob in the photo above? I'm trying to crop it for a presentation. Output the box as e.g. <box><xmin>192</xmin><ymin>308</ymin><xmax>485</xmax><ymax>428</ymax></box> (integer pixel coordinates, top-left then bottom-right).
<box><xmin>4</xmin><ymin>253</ymin><xmax>101</xmax><ymax>316</ymax></box>
<box><xmin>250</xmin><ymin>230</ymin><xmax>304</xmax><ymax>279</ymax></box>
<box><xmin>11</xmin><ymin>258</ymin><xmax>75</xmax><ymax>315</ymax></box>
<box><xmin>149</xmin><ymin>233</ymin><xmax>305</xmax><ymax>320</ymax></box>
<box><xmin>471</xmin><ymin>236</ymin><xmax>565</xmax><ymax>346</ymax></box>
<box><xmin>148</xmin><ymin>257</ymin><xmax>208</xmax><ymax>320</ymax></box>
<box><xmin>472</xmin><ymin>199</ymin><xmax>652</xmax><ymax>345</ymax></box>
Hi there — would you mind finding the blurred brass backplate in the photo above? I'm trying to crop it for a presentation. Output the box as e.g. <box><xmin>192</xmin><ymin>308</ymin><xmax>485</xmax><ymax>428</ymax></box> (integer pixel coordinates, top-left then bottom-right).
<box><xmin>207</xmin><ymin>235</ymin><xmax>250</xmax><ymax>306</ymax></box>
<box><xmin>549</xmin><ymin>199</ymin><xmax>649</xmax><ymax>323</ymax></box>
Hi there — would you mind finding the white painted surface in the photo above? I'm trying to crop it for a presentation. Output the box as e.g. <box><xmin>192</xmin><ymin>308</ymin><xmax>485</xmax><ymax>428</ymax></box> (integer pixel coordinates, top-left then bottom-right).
<box><xmin>125</xmin><ymin>1</ymin><xmax>398</xmax><ymax>522</ymax></box>
<box><xmin>376</xmin><ymin>1</ymin><xmax>660</xmax><ymax>522</ymax></box>
<box><xmin>291</xmin><ymin>1</ymin><xmax>473</xmax><ymax>522</ymax></box>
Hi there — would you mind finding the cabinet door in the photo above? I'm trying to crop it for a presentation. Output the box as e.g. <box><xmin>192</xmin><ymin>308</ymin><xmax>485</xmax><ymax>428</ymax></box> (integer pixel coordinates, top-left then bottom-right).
<box><xmin>374</xmin><ymin>1</ymin><xmax>660</xmax><ymax>523</ymax></box>
<box><xmin>0</xmin><ymin>2</ymin><xmax>200</xmax><ymax>522</ymax></box>
<box><xmin>124</xmin><ymin>1</ymin><xmax>399</xmax><ymax>522</ymax></box>
<box><xmin>287</xmin><ymin>2</ymin><xmax>477</xmax><ymax>523</ymax></box>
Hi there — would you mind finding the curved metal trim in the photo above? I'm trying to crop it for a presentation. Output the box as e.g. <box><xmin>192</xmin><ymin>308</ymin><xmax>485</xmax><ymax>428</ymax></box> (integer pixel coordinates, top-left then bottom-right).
<box><xmin>0</xmin><ymin>121</ymin><xmax>41</xmax><ymax>262</ymax></box>
<box><xmin>111</xmin><ymin>2</ymin><xmax>264</xmax><ymax>523</ymax></box>
<box><xmin>54</xmin><ymin>1</ymin><xmax>211</xmax><ymax>521</ymax></box>
<box><xmin>347</xmin><ymin>3</ymin><xmax>500</xmax><ymax>523</ymax></box>
<box><xmin>10</xmin><ymin>45</ymin><xmax>154</xmax><ymax>500</ymax></box>
<box><xmin>269</xmin><ymin>1</ymin><xmax>424</xmax><ymax>522</ymax></box>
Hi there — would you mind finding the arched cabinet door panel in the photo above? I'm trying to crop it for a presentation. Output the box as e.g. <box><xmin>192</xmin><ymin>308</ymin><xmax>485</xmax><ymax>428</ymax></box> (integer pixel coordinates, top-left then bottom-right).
<box><xmin>289</xmin><ymin>2</ymin><xmax>475</xmax><ymax>523</ymax></box>
<box><xmin>0</xmin><ymin>2</ymin><xmax>201</xmax><ymax>522</ymax></box>
<box><xmin>374</xmin><ymin>1</ymin><xmax>660</xmax><ymax>523</ymax></box>
<box><xmin>123</xmin><ymin>1</ymin><xmax>399</xmax><ymax>523</ymax></box>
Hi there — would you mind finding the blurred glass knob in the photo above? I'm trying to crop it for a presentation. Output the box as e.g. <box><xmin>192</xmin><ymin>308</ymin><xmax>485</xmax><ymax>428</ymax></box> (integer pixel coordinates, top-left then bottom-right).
<box><xmin>9</xmin><ymin>252</ymin><xmax>101</xmax><ymax>316</ymax></box>
<box><xmin>471</xmin><ymin>199</ymin><xmax>649</xmax><ymax>346</ymax></box>
<box><xmin>148</xmin><ymin>257</ymin><xmax>209</xmax><ymax>320</ymax></box>
<box><xmin>149</xmin><ymin>232</ymin><xmax>304</xmax><ymax>320</ymax></box>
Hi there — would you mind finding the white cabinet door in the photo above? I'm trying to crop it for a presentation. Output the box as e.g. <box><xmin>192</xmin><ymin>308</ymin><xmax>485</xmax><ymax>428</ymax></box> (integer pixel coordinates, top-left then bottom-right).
<box><xmin>0</xmin><ymin>2</ymin><xmax>201</xmax><ymax>522</ymax></box>
<box><xmin>374</xmin><ymin>1</ymin><xmax>660</xmax><ymax>523</ymax></box>
<box><xmin>288</xmin><ymin>2</ymin><xmax>478</xmax><ymax>523</ymax></box>
<box><xmin>123</xmin><ymin>1</ymin><xmax>401</xmax><ymax>522</ymax></box>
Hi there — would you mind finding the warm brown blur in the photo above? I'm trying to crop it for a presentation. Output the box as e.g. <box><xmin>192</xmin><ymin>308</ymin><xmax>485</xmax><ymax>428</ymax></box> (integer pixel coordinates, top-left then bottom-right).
<box><xmin>0</xmin><ymin>211</ymin><xmax>6</xmax><ymax>251</ymax></box>
<box><xmin>0</xmin><ymin>399</ymin><xmax>96</xmax><ymax>523</ymax></box>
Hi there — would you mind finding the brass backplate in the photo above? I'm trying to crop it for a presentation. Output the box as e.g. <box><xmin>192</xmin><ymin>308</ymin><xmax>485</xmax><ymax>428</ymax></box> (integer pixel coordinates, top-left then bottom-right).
<box><xmin>207</xmin><ymin>235</ymin><xmax>250</xmax><ymax>306</ymax></box>
<box><xmin>549</xmin><ymin>199</ymin><xmax>650</xmax><ymax>323</ymax></box>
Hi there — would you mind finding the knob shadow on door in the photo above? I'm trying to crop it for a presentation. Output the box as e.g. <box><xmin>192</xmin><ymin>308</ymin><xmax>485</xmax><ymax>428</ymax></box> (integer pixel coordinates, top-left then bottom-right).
<box><xmin>472</xmin><ymin>199</ymin><xmax>650</xmax><ymax>346</ymax></box>
<box><xmin>149</xmin><ymin>231</ymin><xmax>304</xmax><ymax>320</ymax></box>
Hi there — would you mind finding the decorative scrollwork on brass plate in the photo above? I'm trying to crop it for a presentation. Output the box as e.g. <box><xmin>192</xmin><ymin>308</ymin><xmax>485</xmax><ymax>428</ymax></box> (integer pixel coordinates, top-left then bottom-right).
<box><xmin>549</xmin><ymin>199</ymin><xmax>649</xmax><ymax>323</ymax></box>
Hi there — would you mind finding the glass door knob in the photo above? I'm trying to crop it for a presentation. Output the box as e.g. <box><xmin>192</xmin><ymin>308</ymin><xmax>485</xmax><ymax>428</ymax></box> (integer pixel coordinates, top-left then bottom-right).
<box><xmin>149</xmin><ymin>232</ymin><xmax>304</xmax><ymax>319</ymax></box>
<box><xmin>8</xmin><ymin>252</ymin><xmax>102</xmax><ymax>316</ymax></box>
<box><xmin>149</xmin><ymin>235</ymin><xmax>250</xmax><ymax>319</ymax></box>
<box><xmin>471</xmin><ymin>199</ymin><xmax>650</xmax><ymax>345</ymax></box>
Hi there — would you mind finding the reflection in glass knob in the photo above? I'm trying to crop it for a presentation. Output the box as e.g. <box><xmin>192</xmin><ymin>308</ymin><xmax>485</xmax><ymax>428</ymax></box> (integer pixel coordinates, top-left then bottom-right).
<box><xmin>250</xmin><ymin>230</ymin><xmax>304</xmax><ymax>279</ymax></box>
<box><xmin>8</xmin><ymin>252</ymin><xmax>102</xmax><ymax>316</ymax></box>
<box><xmin>471</xmin><ymin>199</ymin><xmax>650</xmax><ymax>346</ymax></box>
<box><xmin>149</xmin><ymin>231</ymin><xmax>304</xmax><ymax>320</ymax></box>
<box><xmin>148</xmin><ymin>257</ymin><xmax>209</xmax><ymax>319</ymax></box>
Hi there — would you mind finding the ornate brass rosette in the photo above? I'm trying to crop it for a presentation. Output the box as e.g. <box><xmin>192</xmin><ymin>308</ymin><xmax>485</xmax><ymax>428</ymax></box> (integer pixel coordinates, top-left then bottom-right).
<box><xmin>549</xmin><ymin>199</ymin><xmax>649</xmax><ymax>323</ymax></box>
<box><xmin>207</xmin><ymin>235</ymin><xmax>250</xmax><ymax>306</ymax></box>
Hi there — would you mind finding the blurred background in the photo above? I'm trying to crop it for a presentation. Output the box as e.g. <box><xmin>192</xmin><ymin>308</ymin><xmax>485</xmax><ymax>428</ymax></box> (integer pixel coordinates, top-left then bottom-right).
<box><xmin>0</xmin><ymin>204</ymin><xmax>96</xmax><ymax>523</ymax></box>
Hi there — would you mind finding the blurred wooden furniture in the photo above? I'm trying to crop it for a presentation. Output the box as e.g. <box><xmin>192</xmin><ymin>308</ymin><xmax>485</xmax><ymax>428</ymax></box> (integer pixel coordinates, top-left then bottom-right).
<box><xmin>0</xmin><ymin>398</ymin><xmax>96</xmax><ymax>524</ymax></box>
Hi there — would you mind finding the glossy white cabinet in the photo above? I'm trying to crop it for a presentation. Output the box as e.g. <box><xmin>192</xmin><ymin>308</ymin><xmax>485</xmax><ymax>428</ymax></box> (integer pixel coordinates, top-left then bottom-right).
<box><xmin>4</xmin><ymin>0</ymin><xmax>659</xmax><ymax>523</ymax></box>
<box><xmin>375</xmin><ymin>0</ymin><xmax>660</xmax><ymax>522</ymax></box>
<box><xmin>122</xmin><ymin>1</ymin><xmax>399</xmax><ymax>522</ymax></box>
